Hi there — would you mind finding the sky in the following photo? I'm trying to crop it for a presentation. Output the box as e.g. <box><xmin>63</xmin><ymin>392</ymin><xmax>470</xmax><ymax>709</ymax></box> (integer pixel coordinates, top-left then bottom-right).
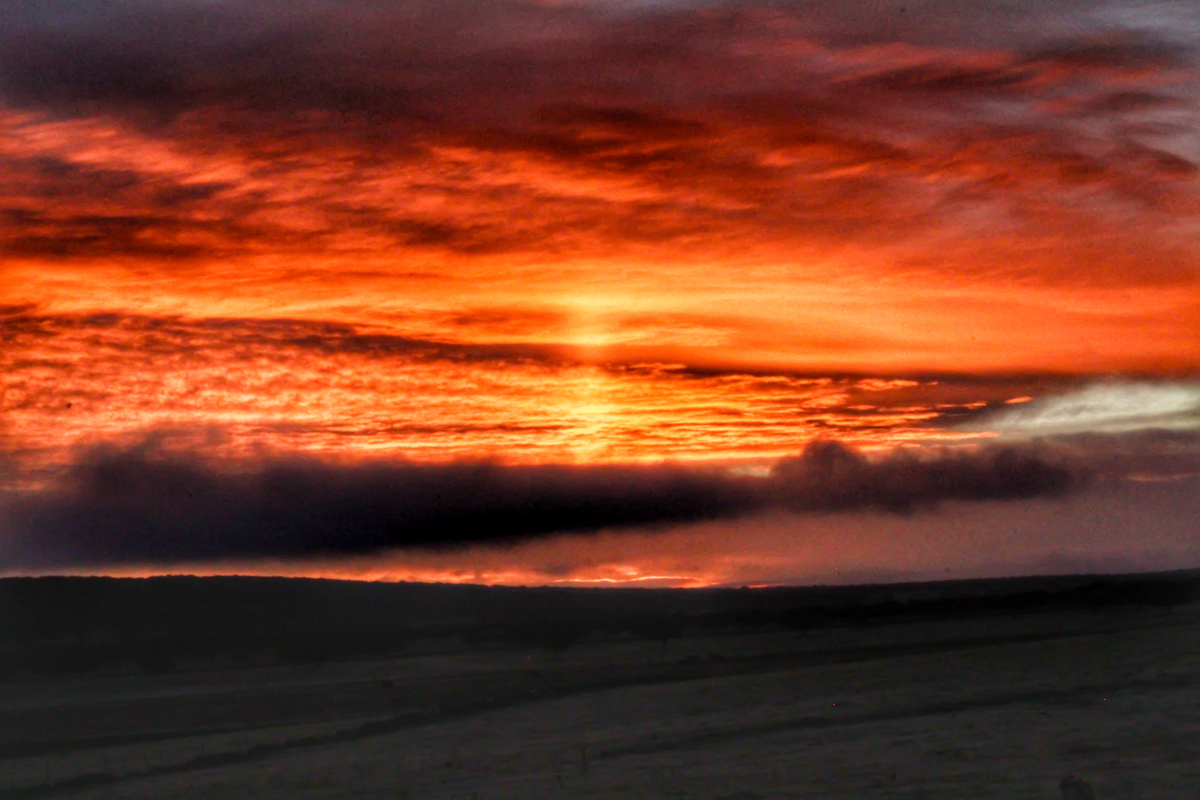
<box><xmin>1</xmin><ymin>0</ymin><xmax>1198</xmax><ymax>586</ymax></box>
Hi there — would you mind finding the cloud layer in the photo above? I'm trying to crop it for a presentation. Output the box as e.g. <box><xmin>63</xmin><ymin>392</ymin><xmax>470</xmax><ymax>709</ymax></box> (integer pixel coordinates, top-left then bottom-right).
<box><xmin>4</xmin><ymin>307</ymin><xmax>1061</xmax><ymax>476</ymax></box>
<box><xmin>976</xmin><ymin>381</ymin><xmax>1200</xmax><ymax>437</ymax></box>
<box><xmin>0</xmin><ymin>2</ymin><xmax>1196</xmax><ymax>581</ymax></box>
<box><xmin>2</xmin><ymin>0</ymin><xmax>1196</xmax><ymax>273</ymax></box>
<box><xmin>0</xmin><ymin>439</ymin><xmax>1081</xmax><ymax>568</ymax></box>
<box><xmin>1</xmin><ymin>0</ymin><xmax>1197</xmax><ymax>377</ymax></box>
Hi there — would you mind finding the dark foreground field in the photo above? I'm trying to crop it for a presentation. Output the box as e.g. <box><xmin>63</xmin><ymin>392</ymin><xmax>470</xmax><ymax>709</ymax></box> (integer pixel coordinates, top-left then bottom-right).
<box><xmin>2</xmin><ymin>572</ymin><xmax>1200</xmax><ymax>799</ymax></box>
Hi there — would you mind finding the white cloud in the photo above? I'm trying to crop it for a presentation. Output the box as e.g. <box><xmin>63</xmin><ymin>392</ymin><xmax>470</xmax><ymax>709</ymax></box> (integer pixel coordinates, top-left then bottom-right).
<box><xmin>971</xmin><ymin>381</ymin><xmax>1200</xmax><ymax>437</ymax></box>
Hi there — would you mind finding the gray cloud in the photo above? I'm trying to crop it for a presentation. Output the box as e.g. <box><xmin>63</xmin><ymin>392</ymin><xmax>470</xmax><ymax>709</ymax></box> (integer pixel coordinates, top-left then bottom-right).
<box><xmin>0</xmin><ymin>439</ymin><xmax>1083</xmax><ymax>569</ymax></box>
<box><xmin>774</xmin><ymin>440</ymin><xmax>1080</xmax><ymax>513</ymax></box>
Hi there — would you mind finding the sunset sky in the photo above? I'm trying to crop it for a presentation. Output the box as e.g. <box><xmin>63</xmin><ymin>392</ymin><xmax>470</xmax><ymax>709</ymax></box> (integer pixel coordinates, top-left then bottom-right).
<box><xmin>1</xmin><ymin>0</ymin><xmax>1198</xmax><ymax>586</ymax></box>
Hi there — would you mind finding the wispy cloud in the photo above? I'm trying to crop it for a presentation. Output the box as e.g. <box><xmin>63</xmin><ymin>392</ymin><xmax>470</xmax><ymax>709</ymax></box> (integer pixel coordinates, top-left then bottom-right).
<box><xmin>972</xmin><ymin>380</ymin><xmax>1200</xmax><ymax>437</ymax></box>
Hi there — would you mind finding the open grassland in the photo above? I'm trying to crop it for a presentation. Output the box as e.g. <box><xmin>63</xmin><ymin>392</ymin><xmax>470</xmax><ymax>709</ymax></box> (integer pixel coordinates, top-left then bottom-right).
<box><xmin>2</xmin><ymin>576</ymin><xmax>1199</xmax><ymax>798</ymax></box>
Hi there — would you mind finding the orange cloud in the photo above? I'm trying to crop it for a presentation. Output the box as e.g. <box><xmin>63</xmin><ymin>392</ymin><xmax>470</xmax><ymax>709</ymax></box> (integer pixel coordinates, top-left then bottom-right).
<box><xmin>1</xmin><ymin>1</ymin><xmax>1198</xmax><ymax>580</ymax></box>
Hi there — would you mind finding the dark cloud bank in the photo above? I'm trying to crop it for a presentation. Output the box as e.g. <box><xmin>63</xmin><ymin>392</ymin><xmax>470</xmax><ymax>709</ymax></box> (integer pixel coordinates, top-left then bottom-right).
<box><xmin>1</xmin><ymin>441</ymin><xmax>1080</xmax><ymax>568</ymax></box>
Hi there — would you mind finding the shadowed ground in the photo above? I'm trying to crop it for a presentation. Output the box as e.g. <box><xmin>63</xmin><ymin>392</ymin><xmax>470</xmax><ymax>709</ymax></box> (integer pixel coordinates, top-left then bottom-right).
<box><xmin>1</xmin><ymin>574</ymin><xmax>1199</xmax><ymax>798</ymax></box>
